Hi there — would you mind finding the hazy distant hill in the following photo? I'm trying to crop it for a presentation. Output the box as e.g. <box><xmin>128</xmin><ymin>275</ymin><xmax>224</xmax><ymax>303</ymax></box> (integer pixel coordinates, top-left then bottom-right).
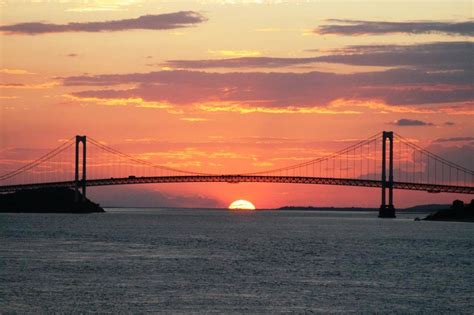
<box><xmin>402</xmin><ymin>204</ymin><xmax>450</xmax><ymax>212</ymax></box>
<box><xmin>277</xmin><ymin>204</ymin><xmax>450</xmax><ymax>212</ymax></box>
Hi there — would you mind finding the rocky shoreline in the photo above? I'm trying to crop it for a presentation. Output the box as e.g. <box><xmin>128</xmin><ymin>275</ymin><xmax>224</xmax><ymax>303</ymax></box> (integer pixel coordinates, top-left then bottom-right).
<box><xmin>421</xmin><ymin>200</ymin><xmax>474</xmax><ymax>222</ymax></box>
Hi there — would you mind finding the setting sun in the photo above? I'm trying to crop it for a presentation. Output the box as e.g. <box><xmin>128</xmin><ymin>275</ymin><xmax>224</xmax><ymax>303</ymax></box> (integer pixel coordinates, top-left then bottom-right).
<box><xmin>228</xmin><ymin>200</ymin><xmax>256</xmax><ymax>210</ymax></box>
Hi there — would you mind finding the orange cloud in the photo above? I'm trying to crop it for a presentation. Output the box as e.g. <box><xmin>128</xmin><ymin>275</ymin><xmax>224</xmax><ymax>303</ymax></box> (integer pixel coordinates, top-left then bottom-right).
<box><xmin>66</xmin><ymin>0</ymin><xmax>145</xmax><ymax>12</ymax></box>
<box><xmin>328</xmin><ymin>98</ymin><xmax>436</xmax><ymax>114</ymax></box>
<box><xmin>208</xmin><ymin>50</ymin><xmax>262</xmax><ymax>57</ymax></box>
<box><xmin>0</xmin><ymin>68</ymin><xmax>35</xmax><ymax>75</ymax></box>
<box><xmin>198</xmin><ymin>102</ymin><xmax>360</xmax><ymax>115</ymax></box>
<box><xmin>438</xmin><ymin>103</ymin><xmax>474</xmax><ymax>115</ymax></box>
<box><xmin>64</xmin><ymin>95</ymin><xmax>175</xmax><ymax>111</ymax></box>
<box><xmin>0</xmin><ymin>82</ymin><xmax>58</xmax><ymax>89</ymax></box>
<box><xmin>180</xmin><ymin>117</ymin><xmax>209</xmax><ymax>122</ymax></box>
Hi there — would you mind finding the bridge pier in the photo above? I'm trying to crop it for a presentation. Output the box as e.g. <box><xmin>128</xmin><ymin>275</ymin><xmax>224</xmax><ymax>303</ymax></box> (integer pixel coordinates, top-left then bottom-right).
<box><xmin>379</xmin><ymin>131</ymin><xmax>396</xmax><ymax>218</ymax></box>
<box><xmin>74</xmin><ymin>135</ymin><xmax>87</xmax><ymax>203</ymax></box>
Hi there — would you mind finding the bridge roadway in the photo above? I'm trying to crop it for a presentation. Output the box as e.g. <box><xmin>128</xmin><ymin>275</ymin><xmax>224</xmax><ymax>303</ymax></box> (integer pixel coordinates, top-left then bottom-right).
<box><xmin>0</xmin><ymin>175</ymin><xmax>473</xmax><ymax>194</ymax></box>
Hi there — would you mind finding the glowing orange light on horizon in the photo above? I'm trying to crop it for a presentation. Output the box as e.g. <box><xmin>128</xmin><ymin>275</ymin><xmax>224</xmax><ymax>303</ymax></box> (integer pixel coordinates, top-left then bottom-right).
<box><xmin>228</xmin><ymin>199</ymin><xmax>256</xmax><ymax>210</ymax></box>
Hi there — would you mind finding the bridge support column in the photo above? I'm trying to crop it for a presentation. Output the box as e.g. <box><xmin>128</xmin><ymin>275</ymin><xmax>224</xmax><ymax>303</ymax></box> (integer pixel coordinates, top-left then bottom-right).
<box><xmin>379</xmin><ymin>131</ymin><xmax>396</xmax><ymax>218</ymax></box>
<box><xmin>74</xmin><ymin>135</ymin><xmax>87</xmax><ymax>203</ymax></box>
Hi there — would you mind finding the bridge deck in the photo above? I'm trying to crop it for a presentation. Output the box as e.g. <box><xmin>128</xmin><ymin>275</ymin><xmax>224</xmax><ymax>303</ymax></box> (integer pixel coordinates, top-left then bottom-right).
<box><xmin>0</xmin><ymin>175</ymin><xmax>472</xmax><ymax>194</ymax></box>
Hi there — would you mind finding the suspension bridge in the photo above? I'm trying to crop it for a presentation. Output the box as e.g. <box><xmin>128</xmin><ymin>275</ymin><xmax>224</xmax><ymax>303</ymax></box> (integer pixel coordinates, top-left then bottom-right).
<box><xmin>0</xmin><ymin>131</ymin><xmax>472</xmax><ymax>217</ymax></box>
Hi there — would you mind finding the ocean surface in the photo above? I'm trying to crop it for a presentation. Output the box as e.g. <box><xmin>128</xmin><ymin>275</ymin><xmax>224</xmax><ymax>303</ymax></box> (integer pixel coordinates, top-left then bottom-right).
<box><xmin>1</xmin><ymin>209</ymin><xmax>473</xmax><ymax>313</ymax></box>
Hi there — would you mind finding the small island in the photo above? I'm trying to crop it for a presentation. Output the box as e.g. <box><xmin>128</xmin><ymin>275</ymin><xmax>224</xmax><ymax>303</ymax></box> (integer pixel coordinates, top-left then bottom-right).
<box><xmin>0</xmin><ymin>187</ymin><xmax>104</xmax><ymax>213</ymax></box>
<box><xmin>422</xmin><ymin>199</ymin><xmax>474</xmax><ymax>222</ymax></box>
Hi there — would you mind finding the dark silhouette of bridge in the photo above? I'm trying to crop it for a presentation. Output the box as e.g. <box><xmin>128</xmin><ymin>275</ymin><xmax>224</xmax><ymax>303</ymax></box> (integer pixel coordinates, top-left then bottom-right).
<box><xmin>1</xmin><ymin>131</ymin><xmax>473</xmax><ymax>217</ymax></box>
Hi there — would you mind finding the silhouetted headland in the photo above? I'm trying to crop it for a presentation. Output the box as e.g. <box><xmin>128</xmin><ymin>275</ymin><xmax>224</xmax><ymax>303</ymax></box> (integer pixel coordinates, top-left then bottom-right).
<box><xmin>422</xmin><ymin>200</ymin><xmax>474</xmax><ymax>222</ymax></box>
<box><xmin>0</xmin><ymin>188</ymin><xmax>104</xmax><ymax>213</ymax></box>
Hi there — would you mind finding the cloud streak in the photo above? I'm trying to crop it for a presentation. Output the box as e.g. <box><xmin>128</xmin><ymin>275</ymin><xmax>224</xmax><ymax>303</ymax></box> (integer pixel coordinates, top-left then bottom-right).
<box><xmin>390</xmin><ymin>119</ymin><xmax>433</xmax><ymax>126</ymax></box>
<box><xmin>314</xmin><ymin>19</ymin><xmax>474</xmax><ymax>36</ymax></box>
<box><xmin>434</xmin><ymin>137</ymin><xmax>474</xmax><ymax>143</ymax></box>
<box><xmin>0</xmin><ymin>11</ymin><xmax>206</xmax><ymax>35</ymax></box>
<box><xmin>163</xmin><ymin>42</ymin><xmax>473</xmax><ymax>72</ymax></box>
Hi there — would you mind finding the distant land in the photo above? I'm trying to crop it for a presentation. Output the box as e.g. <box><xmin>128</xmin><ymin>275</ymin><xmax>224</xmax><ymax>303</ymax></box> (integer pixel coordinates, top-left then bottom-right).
<box><xmin>278</xmin><ymin>203</ymin><xmax>474</xmax><ymax>222</ymax></box>
<box><xmin>277</xmin><ymin>204</ymin><xmax>450</xmax><ymax>212</ymax></box>
<box><xmin>278</xmin><ymin>206</ymin><xmax>377</xmax><ymax>211</ymax></box>
<box><xmin>0</xmin><ymin>188</ymin><xmax>104</xmax><ymax>213</ymax></box>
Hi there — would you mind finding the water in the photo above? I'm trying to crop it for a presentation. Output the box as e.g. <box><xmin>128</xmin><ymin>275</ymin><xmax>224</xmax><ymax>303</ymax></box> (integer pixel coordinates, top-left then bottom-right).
<box><xmin>1</xmin><ymin>209</ymin><xmax>473</xmax><ymax>313</ymax></box>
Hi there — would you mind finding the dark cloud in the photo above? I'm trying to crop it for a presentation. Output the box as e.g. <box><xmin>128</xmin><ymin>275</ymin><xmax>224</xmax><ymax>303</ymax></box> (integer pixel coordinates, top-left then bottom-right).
<box><xmin>434</xmin><ymin>137</ymin><xmax>474</xmax><ymax>143</ymax></box>
<box><xmin>164</xmin><ymin>56</ymin><xmax>319</xmax><ymax>69</ymax></box>
<box><xmin>61</xmin><ymin>67</ymin><xmax>473</xmax><ymax>108</ymax></box>
<box><xmin>163</xmin><ymin>42</ymin><xmax>473</xmax><ymax>72</ymax></box>
<box><xmin>444</xmin><ymin>122</ymin><xmax>455</xmax><ymax>126</ymax></box>
<box><xmin>66</xmin><ymin>53</ymin><xmax>79</xmax><ymax>58</ymax></box>
<box><xmin>314</xmin><ymin>19</ymin><xmax>474</xmax><ymax>36</ymax></box>
<box><xmin>316</xmin><ymin>42</ymin><xmax>473</xmax><ymax>71</ymax></box>
<box><xmin>0</xmin><ymin>11</ymin><xmax>206</xmax><ymax>35</ymax></box>
<box><xmin>391</xmin><ymin>119</ymin><xmax>433</xmax><ymax>126</ymax></box>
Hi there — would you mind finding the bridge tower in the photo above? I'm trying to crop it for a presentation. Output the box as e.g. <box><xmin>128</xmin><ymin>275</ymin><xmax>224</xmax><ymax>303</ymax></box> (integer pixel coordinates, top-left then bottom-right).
<box><xmin>75</xmin><ymin>135</ymin><xmax>87</xmax><ymax>202</ymax></box>
<box><xmin>379</xmin><ymin>131</ymin><xmax>396</xmax><ymax>218</ymax></box>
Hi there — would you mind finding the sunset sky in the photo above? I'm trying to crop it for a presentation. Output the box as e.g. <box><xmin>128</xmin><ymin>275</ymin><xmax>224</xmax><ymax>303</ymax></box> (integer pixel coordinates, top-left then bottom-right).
<box><xmin>1</xmin><ymin>0</ymin><xmax>473</xmax><ymax>208</ymax></box>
